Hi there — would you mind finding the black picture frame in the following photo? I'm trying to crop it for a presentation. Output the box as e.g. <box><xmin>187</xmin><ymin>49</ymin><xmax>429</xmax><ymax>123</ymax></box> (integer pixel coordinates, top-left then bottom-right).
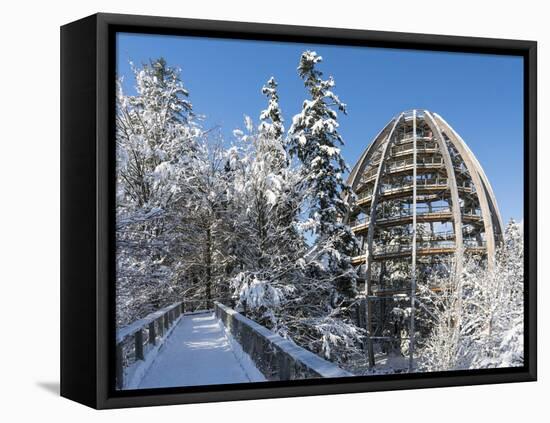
<box><xmin>60</xmin><ymin>12</ymin><xmax>537</xmax><ymax>409</ymax></box>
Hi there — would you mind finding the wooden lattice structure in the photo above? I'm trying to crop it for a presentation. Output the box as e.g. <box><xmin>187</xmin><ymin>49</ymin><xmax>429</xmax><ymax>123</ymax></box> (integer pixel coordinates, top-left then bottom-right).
<box><xmin>346</xmin><ymin>110</ymin><xmax>504</xmax><ymax>366</ymax></box>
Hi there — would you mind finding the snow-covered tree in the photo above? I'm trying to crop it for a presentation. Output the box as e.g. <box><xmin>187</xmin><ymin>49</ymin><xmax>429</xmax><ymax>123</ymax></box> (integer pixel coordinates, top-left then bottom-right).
<box><xmin>115</xmin><ymin>58</ymin><xmax>201</xmax><ymax>325</ymax></box>
<box><xmin>116</xmin><ymin>58</ymin><xmax>199</xmax><ymax>209</ymax></box>
<box><xmin>169</xmin><ymin>138</ymin><xmax>243</xmax><ymax>309</ymax></box>
<box><xmin>224</xmin><ymin>74</ymin><xmax>366</xmax><ymax>368</ymax></box>
<box><xmin>229</xmin><ymin>78</ymin><xmax>305</xmax><ymax>327</ymax></box>
<box><xmin>288</xmin><ymin>51</ymin><xmax>359</xmax><ymax>298</ymax></box>
<box><xmin>418</xmin><ymin>220</ymin><xmax>524</xmax><ymax>371</ymax></box>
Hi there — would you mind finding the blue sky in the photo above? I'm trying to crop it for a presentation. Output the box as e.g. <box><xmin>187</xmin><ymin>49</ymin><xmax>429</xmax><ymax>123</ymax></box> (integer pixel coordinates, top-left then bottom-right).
<box><xmin>117</xmin><ymin>33</ymin><xmax>524</xmax><ymax>224</ymax></box>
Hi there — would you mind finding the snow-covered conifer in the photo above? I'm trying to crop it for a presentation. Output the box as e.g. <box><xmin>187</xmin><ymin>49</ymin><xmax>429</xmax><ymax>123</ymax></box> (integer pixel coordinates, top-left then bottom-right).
<box><xmin>288</xmin><ymin>51</ymin><xmax>359</xmax><ymax>298</ymax></box>
<box><xmin>229</xmin><ymin>78</ymin><xmax>305</xmax><ymax>327</ymax></box>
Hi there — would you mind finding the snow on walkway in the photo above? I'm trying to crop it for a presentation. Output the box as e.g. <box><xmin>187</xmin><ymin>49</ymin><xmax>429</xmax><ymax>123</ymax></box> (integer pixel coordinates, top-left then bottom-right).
<box><xmin>138</xmin><ymin>311</ymin><xmax>265</xmax><ymax>389</ymax></box>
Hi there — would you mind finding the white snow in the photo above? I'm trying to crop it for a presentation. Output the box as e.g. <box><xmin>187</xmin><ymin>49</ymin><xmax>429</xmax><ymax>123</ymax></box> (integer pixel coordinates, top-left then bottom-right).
<box><xmin>138</xmin><ymin>312</ymin><xmax>266</xmax><ymax>389</ymax></box>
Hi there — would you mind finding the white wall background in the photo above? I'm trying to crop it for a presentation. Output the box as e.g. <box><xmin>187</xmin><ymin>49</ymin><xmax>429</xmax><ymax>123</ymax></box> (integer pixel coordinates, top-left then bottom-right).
<box><xmin>0</xmin><ymin>0</ymin><xmax>546</xmax><ymax>420</ymax></box>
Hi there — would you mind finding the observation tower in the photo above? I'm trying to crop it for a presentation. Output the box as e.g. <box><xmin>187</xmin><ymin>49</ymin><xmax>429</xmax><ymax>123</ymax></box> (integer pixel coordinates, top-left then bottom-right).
<box><xmin>346</xmin><ymin>110</ymin><xmax>504</xmax><ymax>360</ymax></box>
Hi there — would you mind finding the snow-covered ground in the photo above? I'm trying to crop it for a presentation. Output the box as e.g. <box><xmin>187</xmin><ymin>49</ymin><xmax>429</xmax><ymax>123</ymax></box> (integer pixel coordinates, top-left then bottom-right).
<box><xmin>138</xmin><ymin>312</ymin><xmax>265</xmax><ymax>389</ymax></box>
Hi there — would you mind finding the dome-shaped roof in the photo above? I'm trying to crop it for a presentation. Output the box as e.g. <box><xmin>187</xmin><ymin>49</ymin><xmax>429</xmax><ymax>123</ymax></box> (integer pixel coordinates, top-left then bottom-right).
<box><xmin>346</xmin><ymin>109</ymin><xmax>503</xmax><ymax>282</ymax></box>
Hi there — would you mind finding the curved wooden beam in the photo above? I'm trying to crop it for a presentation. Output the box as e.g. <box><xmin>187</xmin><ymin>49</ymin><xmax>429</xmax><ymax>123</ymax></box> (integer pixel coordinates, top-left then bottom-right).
<box><xmin>431</xmin><ymin>113</ymin><xmax>503</xmax><ymax>269</ymax></box>
<box><xmin>424</xmin><ymin>111</ymin><xmax>464</xmax><ymax>274</ymax></box>
<box><xmin>433</xmin><ymin>113</ymin><xmax>505</xmax><ymax>235</ymax></box>
<box><xmin>360</xmin><ymin>112</ymin><xmax>404</xmax><ymax>368</ymax></box>
<box><xmin>346</xmin><ymin>116</ymin><xmax>398</xmax><ymax>191</ymax></box>
<box><xmin>364</xmin><ymin>113</ymin><xmax>404</xmax><ymax>290</ymax></box>
<box><xmin>343</xmin><ymin>117</ymin><xmax>397</xmax><ymax>226</ymax></box>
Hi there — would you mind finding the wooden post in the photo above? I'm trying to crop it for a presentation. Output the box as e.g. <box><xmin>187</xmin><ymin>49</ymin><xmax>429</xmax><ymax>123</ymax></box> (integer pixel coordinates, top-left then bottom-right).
<box><xmin>365</xmin><ymin>298</ymin><xmax>375</xmax><ymax>367</ymax></box>
<box><xmin>148</xmin><ymin>322</ymin><xmax>156</xmax><ymax>346</ymax></box>
<box><xmin>205</xmin><ymin>226</ymin><xmax>212</xmax><ymax>310</ymax></box>
<box><xmin>181</xmin><ymin>302</ymin><xmax>185</xmax><ymax>314</ymax></box>
<box><xmin>164</xmin><ymin>314</ymin><xmax>169</xmax><ymax>331</ymax></box>
<box><xmin>409</xmin><ymin>110</ymin><xmax>418</xmax><ymax>372</ymax></box>
<box><xmin>116</xmin><ymin>343</ymin><xmax>124</xmax><ymax>390</ymax></box>
<box><xmin>158</xmin><ymin>317</ymin><xmax>164</xmax><ymax>337</ymax></box>
<box><xmin>278</xmin><ymin>353</ymin><xmax>290</xmax><ymax>381</ymax></box>
<box><xmin>135</xmin><ymin>330</ymin><xmax>144</xmax><ymax>361</ymax></box>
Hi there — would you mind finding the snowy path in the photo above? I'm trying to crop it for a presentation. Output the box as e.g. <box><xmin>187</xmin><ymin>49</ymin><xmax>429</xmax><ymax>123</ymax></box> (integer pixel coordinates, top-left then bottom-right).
<box><xmin>138</xmin><ymin>312</ymin><xmax>265</xmax><ymax>389</ymax></box>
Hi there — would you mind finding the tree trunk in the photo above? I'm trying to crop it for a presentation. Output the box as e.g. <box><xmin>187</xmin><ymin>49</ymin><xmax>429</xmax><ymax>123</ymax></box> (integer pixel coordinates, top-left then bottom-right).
<box><xmin>205</xmin><ymin>225</ymin><xmax>212</xmax><ymax>309</ymax></box>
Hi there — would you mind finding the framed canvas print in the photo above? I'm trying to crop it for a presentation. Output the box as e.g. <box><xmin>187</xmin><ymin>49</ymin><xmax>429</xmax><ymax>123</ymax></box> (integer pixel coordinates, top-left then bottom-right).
<box><xmin>60</xmin><ymin>13</ymin><xmax>537</xmax><ymax>409</ymax></box>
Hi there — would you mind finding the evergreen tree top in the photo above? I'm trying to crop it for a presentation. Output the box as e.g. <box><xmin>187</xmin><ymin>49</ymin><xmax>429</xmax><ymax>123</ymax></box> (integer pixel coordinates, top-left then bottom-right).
<box><xmin>129</xmin><ymin>57</ymin><xmax>193</xmax><ymax>123</ymax></box>
<box><xmin>260</xmin><ymin>77</ymin><xmax>285</xmax><ymax>141</ymax></box>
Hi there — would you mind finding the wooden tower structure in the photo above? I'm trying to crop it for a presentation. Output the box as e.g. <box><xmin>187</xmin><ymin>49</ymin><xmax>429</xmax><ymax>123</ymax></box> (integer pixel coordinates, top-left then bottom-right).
<box><xmin>346</xmin><ymin>110</ymin><xmax>504</xmax><ymax>367</ymax></box>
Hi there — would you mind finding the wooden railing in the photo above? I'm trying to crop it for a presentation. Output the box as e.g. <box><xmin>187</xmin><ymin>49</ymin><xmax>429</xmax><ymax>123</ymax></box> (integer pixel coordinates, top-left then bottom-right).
<box><xmin>215</xmin><ymin>302</ymin><xmax>352</xmax><ymax>380</ymax></box>
<box><xmin>349</xmin><ymin>207</ymin><xmax>483</xmax><ymax>231</ymax></box>
<box><xmin>116</xmin><ymin>302</ymin><xmax>184</xmax><ymax>389</ymax></box>
<box><xmin>115</xmin><ymin>297</ymin><xmax>235</xmax><ymax>389</ymax></box>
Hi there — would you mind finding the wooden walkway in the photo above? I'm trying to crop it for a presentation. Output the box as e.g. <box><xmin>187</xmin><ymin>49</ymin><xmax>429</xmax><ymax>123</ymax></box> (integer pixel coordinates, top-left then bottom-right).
<box><xmin>138</xmin><ymin>312</ymin><xmax>265</xmax><ymax>389</ymax></box>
